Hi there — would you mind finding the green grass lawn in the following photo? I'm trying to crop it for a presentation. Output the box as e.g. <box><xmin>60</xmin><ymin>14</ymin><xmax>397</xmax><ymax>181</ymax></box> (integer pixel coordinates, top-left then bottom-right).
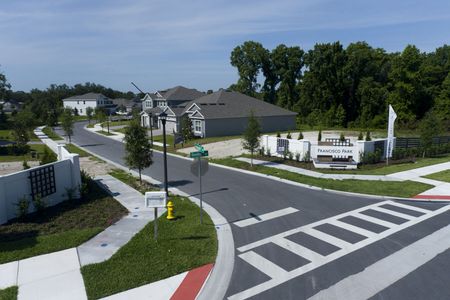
<box><xmin>245</xmin><ymin>154</ymin><xmax>450</xmax><ymax>176</ymax></box>
<box><xmin>42</xmin><ymin>126</ymin><xmax>63</xmax><ymax>140</ymax></box>
<box><xmin>96</xmin><ymin>130</ymin><xmax>116</xmax><ymax>136</ymax></box>
<box><xmin>0</xmin><ymin>129</ymin><xmax>39</xmax><ymax>142</ymax></box>
<box><xmin>81</xmin><ymin>195</ymin><xmax>217</xmax><ymax>300</ymax></box>
<box><xmin>0</xmin><ymin>180</ymin><xmax>127</xmax><ymax>264</ymax></box>
<box><xmin>0</xmin><ymin>286</ymin><xmax>18</xmax><ymax>300</ymax></box>
<box><xmin>102</xmin><ymin>120</ymin><xmax>133</xmax><ymax>127</ymax></box>
<box><xmin>211</xmin><ymin>158</ymin><xmax>432</xmax><ymax>198</ymax></box>
<box><xmin>109</xmin><ymin>168</ymin><xmax>159</xmax><ymax>194</ymax></box>
<box><xmin>0</xmin><ymin>144</ymin><xmax>55</xmax><ymax>163</ymax></box>
<box><xmin>424</xmin><ymin>169</ymin><xmax>450</xmax><ymax>183</ymax></box>
<box><xmin>86</xmin><ymin>123</ymin><xmax>95</xmax><ymax>128</ymax></box>
<box><xmin>64</xmin><ymin>143</ymin><xmax>90</xmax><ymax>157</ymax></box>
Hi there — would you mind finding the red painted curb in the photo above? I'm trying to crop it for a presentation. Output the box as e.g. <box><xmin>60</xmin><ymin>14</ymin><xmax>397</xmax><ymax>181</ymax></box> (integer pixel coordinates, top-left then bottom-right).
<box><xmin>170</xmin><ymin>263</ymin><xmax>214</xmax><ymax>300</ymax></box>
<box><xmin>413</xmin><ymin>195</ymin><xmax>450</xmax><ymax>200</ymax></box>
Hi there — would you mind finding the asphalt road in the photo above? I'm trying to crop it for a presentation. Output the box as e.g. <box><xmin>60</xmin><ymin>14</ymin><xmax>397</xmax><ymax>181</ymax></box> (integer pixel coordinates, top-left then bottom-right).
<box><xmin>59</xmin><ymin>122</ymin><xmax>450</xmax><ymax>300</ymax></box>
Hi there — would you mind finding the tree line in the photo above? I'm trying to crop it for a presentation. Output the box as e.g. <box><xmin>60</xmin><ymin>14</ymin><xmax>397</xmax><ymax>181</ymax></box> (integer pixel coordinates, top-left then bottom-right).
<box><xmin>0</xmin><ymin>74</ymin><xmax>136</xmax><ymax>126</ymax></box>
<box><xmin>229</xmin><ymin>41</ymin><xmax>450</xmax><ymax>131</ymax></box>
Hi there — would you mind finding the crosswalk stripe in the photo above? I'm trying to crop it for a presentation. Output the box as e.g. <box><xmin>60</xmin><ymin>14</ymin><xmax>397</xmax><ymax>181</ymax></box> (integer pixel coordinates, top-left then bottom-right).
<box><xmin>385</xmin><ymin>201</ymin><xmax>431</xmax><ymax>214</ymax></box>
<box><xmin>302</xmin><ymin>227</ymin><xmax>352</xmax><ymax>250</ymax></box>
<box><xmin>238</xmin><ymin>251</ymin><xmax>288</xmax><ymax>279</ymax></box>
<box><xmin>329</xmin><ymin>219</ymin><xmax>378</xmax><ymax>237</ymax></box>
<box><xmin>355</xmin><ymin>212</ymin><xmax>397</xmax><ymax>229</ymax></box>
<box><xmin>272</xmin><ymin>237</ymin><xmax>324</xmax><ymax>262</ymax></box>
<box><xmin>233</xmin><ymin>207</ymin><xmax>299</xmax><ymax>228</ymax></box>
<box><xmin>370</xmin><ymin>206</ymin><xmax>415</xmax><ymax>220</ymax></box>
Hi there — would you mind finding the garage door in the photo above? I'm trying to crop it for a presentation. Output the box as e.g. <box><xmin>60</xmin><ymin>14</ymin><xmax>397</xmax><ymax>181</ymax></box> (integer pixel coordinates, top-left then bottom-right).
<box><xmin>165</xmin><ymin>120</ymin><xmax>178</xmax><ymax>133</ymax></box>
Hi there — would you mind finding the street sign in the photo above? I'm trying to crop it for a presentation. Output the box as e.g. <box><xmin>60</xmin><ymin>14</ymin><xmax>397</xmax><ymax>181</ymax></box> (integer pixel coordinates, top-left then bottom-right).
<box><xmin>190</xmin><ymin>150</ymin><xmax>209</xmax><ymax>158</ymax></box>
<box><xmin>190</xmin><ymin>159</ymin><xmax>209</xmax><ymax>177</ymax></box>
<box><xmin>144</xmin><ymin>191</ymin><xmax>167</xmax><ymax>208</ymax></box>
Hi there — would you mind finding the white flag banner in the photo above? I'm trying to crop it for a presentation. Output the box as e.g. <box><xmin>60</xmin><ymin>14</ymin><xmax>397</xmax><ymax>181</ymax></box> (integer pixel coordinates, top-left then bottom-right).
<box><xmin>387</xmin><ymin>105</ymin><xmax>397</xmax><ymax>158</ymax></box>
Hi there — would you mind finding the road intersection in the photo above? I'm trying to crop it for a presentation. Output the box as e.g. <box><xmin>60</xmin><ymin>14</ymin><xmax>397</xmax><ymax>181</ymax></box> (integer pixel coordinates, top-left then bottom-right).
<box><xmin>59</xmin><ymin>122</ymin><xmax>450</xmax><ymax>300</ymax></box>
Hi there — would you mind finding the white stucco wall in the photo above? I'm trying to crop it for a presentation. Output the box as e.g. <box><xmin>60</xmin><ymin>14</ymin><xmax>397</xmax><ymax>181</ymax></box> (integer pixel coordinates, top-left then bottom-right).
<box><xmin>0</xmin><ymin>145</ymin><xmax>82</xmax><ymax>224</ymax></box>
<box><xmin>63</xmin><ymin>99</ymin><xmax>97</xmax><ymax>116</ymax></box>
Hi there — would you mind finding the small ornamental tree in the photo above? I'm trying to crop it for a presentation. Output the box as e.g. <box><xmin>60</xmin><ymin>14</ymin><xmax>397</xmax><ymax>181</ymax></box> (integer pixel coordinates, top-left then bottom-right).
<box><xmin>181</xmin><ymin>115</ymin><xmax>194</xmax><ymax>141</ymax></box>
<box><xmin>276</xmin><ymin>132</ymin><xmax>281</xmax><ymax>138</ymax></box>
<box><xmin>339</xmin><ymin>132</ymin><xmax>345</xmax><ymax>142</ymax></box>
<box><xmin>365</xmin><ymin>131</ymin><xmax>371</xmax><ymax>141</ymax></box>
<box><xmin>12</xmin><ymin>110</ymin><xmax>34</xmax><ymax>150</ymax></box>
<box><xmin>95</xmin><ymin>107</ymin><xmax>106</xmax><ymax>127</ymax></box>
<box><xmin>124</xmin><ymin>120</ymin><xmax>153</xmax><ymax>183</ymax></box>
<box><xmin>318</xmin><ymin>129</ymin><xmax>322</xmax><ymax>141</ymax></box>
<box><xmin>420</xmin><ymin>110</ymin><xmax>442</xmax><ymax>157</ymax></box>
<box><xmin>298</xmin><ymin>132</ymin><xmax>304</xmax><ymax>140</ymax></box>
<box><xmin>61</xmin><ymin>108</ymin><xmax>74</xmax><ymax>143</ymax></box>
<box><xmin>286</xmin><ymin>131</ymin><xmax>292</xmax><ymax>139</ymax></box>
<box><xmin>242</xmin><ymin>112</ymin><xmax>261</xmax><ymax>167</ymax></box>
<box><xmin>86</xmin><ymin>107</ymin><xmax>94</xmax><ymax>125</ymax></box>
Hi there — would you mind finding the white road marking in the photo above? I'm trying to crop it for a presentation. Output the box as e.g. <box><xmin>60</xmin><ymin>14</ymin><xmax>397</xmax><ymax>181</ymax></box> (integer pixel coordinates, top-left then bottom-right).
<box><xmin>272</xmin><ymin>237</ymin><xmax>324</xmax><ymax>262</ymax></box>
<box><xmin>228</xmin><ymin>202</ymin><xmax>450</xmax><ymax>300</ymax></box>
<box><xmin>302</xmin><ymin>227</ymin><xmax>352</xmax><ymax>250</ymax></box>
<box><xmin>238</xmin><ymin>251</ymin><xmax>288</xmax><ymax>279</ymax></box>
<box><xmin>233</xmin><ymin>207</ymin><xmax>299</xmax><ymax>228</ymax></box>
<box><xmin>308</xmin><ymin>223</ymin><xmax>450</xmax><ymax>300</ymax></box>
<box><xmin>370</xmin><ymin>206</ymin><xmax>415</xmax><ymax>220</ymax></box>
<box><xmin>329</xmin><ymin>219</ymin><xmax>378</xmax><ymax>237</ymax></box>
<box><xmin>385</xmin><ymin>201</ymin><xmax>431</xmax><ymax>214</ymax></box>
<box><xmin>355</xmin><ymin>212</ymin><xmax>397</xmax><ymax>229</ymax></box>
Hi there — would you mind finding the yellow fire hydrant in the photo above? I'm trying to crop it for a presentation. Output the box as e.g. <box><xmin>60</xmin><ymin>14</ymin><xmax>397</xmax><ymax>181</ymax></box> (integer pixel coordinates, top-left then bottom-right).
<box><xmin>166</xmin><ymin>201</ymin><xmax>176</xmax><ymax>220</ymax></box>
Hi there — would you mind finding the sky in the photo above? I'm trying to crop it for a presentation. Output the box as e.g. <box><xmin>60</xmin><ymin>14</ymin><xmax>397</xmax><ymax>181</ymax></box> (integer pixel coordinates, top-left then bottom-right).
<box><xmin>1</xmin><ymin>0</ymin><xmax>450</xmax><ymax>93</ymax></box>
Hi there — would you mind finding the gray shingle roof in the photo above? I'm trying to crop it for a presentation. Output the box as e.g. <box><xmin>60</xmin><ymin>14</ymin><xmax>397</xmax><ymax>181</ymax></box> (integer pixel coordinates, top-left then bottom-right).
<box><xmin>160</xmin><ymin>86</ymin><xmax>204</xmax><ymax>101</ymax></box>
<box><xmin>63</xmin><ymin>93</ymin><xmax>107</xmax><ymax>101</ymax></box>
<box><xmin>183</xmin><ymin>90</ymin><xmax>297</xmax><ymax>119</ymax></box>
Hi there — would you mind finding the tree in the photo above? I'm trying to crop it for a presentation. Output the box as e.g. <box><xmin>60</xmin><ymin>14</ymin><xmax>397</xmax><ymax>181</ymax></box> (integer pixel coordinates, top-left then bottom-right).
<box><xmin>181</xmin><ymin>115</ymin><xmax>193</xmax><ymax>141</ymax></box>
<box><xmin>86</xmin><ymin>107</ymin><xmax>94</xmax><ymax>125</ymax></box>
<box><xmin>434</xmin><ymin>73</ymin><xmax>450</xmax><ymax>131</ymax></box>
<box><xmin>358</xmin><ymin>132</ymin><xmax>364</xmax><ymax>140</ymax></box>
<box><xmin>12</xmin><ymin>110</ymin><xmax>34</xmax><ymax>149</ymax></box>
<box><xmin>123</xmin><ymin>120</ymin><xmax>153</xmax><ymax>183</ymax></box>
<box><xmin>61</xmin><ymin>108</ymin><xmax>74</xmax><ymax>143</ymax></box>
<box><xmin>95</xmin><ymin>107</ymin><xmax>106</xmax><ymax>129</ymax></box>
<box><xmin>419</xmin><ymin>110</ymin><xmax>442</xmax><ymax>157</ymax></box>
<box><xmin>242</xmin><ymin>112</ymin><xmax>261</xmax><ymax>166</ymax></box>
<box><xmin>230</xmin><ymin>41</ymin><xmax>266</xmax><ymax>97</ymax></box>
<box><xmin>318</xmin><ymin>130</ymin><xmax>322</xmax><ymax>141</ymax></box>
<box><xmin>298</xmin><ymin>132</ymin><xmax>304</xmax><ymax>140</ymax></box>
<box><xmin>0</xmin><ymin>66</ymin><xmax>11</xmax><ymax>101</ymax></box>
<box><xmin>365</xmin><ymin>131</ymin><xmax>372</xmax><ymax>141</ymax></box>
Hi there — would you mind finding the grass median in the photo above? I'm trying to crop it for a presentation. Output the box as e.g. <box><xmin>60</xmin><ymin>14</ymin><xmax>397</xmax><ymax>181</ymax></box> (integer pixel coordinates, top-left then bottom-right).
<box><xmin>0</xmin><ymin>179</ymin><xmax>127</xmax><ymax>264</ymax></box>
<box><xmin>424</xmin><ymin>169</ymin><xmax>450</xmax><ymax>183</ymax></box>
<box><xmin>211</xmin><ymin>158</ymin><xmax>432</xmax><ymax>198</ymax></box>
<box><xmin>42</xmin><ymin>126</ymin><xmax>64</xmax><ymax>140</ymax></box>
<box><xmin>81</xmin><ymin>195</ymin><xmax>217</xmax><ymax>299</ymax></box>
<box><xmin>0</xmin><ymin>286</ymin><xmax>18</xmax><ymax>300</ymax></box>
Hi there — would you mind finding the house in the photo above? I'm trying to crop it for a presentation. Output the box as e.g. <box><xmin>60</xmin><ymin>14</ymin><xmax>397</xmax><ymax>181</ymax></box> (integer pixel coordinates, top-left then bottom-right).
<box><xmin>140</xmin><ymin>86</ymin><xmax>205</xmax><ymax>131</ymax></box>
<box><xmin>112</xmin><ymin>97</ymin><xmax>142</xmax><ymax>115</ymax></box>
<box><xmin>62</xmin><ymin>93</ymin><xmax>116</xmax><ymax>115</ymax></box>
<box><xmin>141</xmin><ymin>88</ymin><xmax>297</xmax><ymax>137</ymax></box>
<box><xmin>0</xmin><ymin>100</ymin><xmax>22</xmax><ymax>112</ymax></box>
<box><xmin>181</xmin><ymin>90</ymin><xmax>297</xmax><ymax>137</ymax></box>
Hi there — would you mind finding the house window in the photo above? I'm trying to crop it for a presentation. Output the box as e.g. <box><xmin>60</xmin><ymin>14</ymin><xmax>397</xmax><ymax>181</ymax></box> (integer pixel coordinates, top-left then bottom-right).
<box><xmin>77</xmin><ymin>101</ymin><xmax>79</xmax><ymax>104</ymax></box>
<box><xmin>194</xmin><ymin>120</ymin><xmax>202</xmax><ymax>132</ymax></box>
<box><xmin>83</xmin><ymin>101</ymin><xmax>86</xmax><ymax>104</ymax></box>
<box><xmin>80</xmin><ymin>109</ymin><xmax>83</xmax><ymax>114</ymax></box>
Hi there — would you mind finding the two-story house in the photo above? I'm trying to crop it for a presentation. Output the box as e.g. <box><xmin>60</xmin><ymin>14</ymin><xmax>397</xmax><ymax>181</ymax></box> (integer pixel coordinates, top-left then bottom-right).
<box><xmin>62</xmin><ymin>93</ymin><xmax>116</xmax><ymax>115</ymax></box>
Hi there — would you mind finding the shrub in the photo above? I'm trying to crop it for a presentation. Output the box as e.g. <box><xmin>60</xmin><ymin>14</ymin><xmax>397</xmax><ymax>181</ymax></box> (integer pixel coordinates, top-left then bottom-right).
<box><xmin>295</xmin><ymin>152</ymin><xmax>300</xmax><ymax>162</ymax></box>
<box><xmin>288</xmin><ymin>151</ymin><xmax>293</xmax><ymax>160</ymax></box>
<box><xmin>32</xmin><ymin>195</ymin><xmax>47</xmax><ymax>212</ymax></box>
<box><xmin>286</xmin><ymin>132</ymin><xmax>292</xmax><ymax>139</ymax></box>
<box><xmin>276</xmin><ymin>132</ymin><xmax>281</xmax><ymax>138</ymax></box>
<box><xmin>318</xmin><ymin>130</ymin><xmax>322</xmax><ymax>141</ymax></box>
<box><xmin>23</xmin><ymin>160</ymin><xmax>30</xmax><ymax>170</ymax></box>
<box><xmin>339</xmin><ymin>133</ymin><xmax>345</xmax><ymax>142</ymax></box>
<box><xmin>298</xmin><ymin>132</ymin><xmax>304</xmax><ymax>140</ymax></box>
<box><xmin>360</xmin><ymin>149</ymin><xmax>382</xmax><ymax>164</ymax></box>
<box><xmin>266</xmin><ymin>147</ymin><xmax>271</xmax><ymax>157</ymax></box>
<box><xmin>16</xmin><ymin>196</ymin><xmax>29</xmax><ymax>219</ymax></box>
<box><xmin>358</xmin><ymin>132</ymin><xmax>364</xmax><ymax>140</ymax></box>
<box><xmin>282</xmin><ymin>149</ymin><xmax>288</xmax><ymax>160</ymax></box>
<box><xmin>40</xmin><ymin>148</ymin><xmax>57</xmax><ymax>165</ymax></box>
<box><xmin>64</xmin><ymin>187</ymin><xmax>77</xmax><ymax>202</ymax></box>
<box><xmin>259</xmin><ymin>146</ymin><xmax>265</xmax><ymax>156</ymax></box>
<box><xmin>365</xmin><ymin>131</ymin><xmax>371</xmax><ymax>141</ymax></box>
<box><xmin>302</xmin><ymin>151</ymin><xmax>311</xmax><ymax>162</ymax></box>
<box><xmin>79</xmin><ymin>170</ymin><xmax>93</xmax><ymax>197</ymax></box>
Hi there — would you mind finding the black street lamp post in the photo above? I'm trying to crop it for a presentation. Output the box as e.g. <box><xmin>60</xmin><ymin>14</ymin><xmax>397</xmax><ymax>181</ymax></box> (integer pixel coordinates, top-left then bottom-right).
<box><xmin>159</xmin><ymin>112</ymin><xmax>169</xmax><ymax>196</ymax></box>
<box><xmin>149</xmin><ymin>112</ymin><xmax>154</xmax><ymax>147</ymax></box>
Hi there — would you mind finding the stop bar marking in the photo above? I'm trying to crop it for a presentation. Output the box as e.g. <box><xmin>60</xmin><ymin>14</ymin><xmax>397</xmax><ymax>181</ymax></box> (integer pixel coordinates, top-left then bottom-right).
<box><xmin>234</xmin><ymin>207</ymin><xmax>300</xmax><ymax>228</ymax></box>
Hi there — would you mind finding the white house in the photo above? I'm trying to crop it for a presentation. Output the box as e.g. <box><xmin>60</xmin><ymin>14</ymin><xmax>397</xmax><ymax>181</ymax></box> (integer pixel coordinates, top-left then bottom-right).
<box><xmin>62</xmin><ymin>93</ymin><xmax>116</xmax><ymax>115</ymax></box>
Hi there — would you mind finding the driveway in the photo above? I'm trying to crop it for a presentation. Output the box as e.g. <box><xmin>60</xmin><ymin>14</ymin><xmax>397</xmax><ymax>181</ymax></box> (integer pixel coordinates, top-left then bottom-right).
<box><xmin>178</xmin><ymin>138</ymin><xmax>249</xmax><ymax>158</ymax></box>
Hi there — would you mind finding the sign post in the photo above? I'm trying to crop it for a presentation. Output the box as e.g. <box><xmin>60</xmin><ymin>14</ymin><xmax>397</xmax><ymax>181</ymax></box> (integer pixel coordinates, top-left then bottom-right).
<box><xmin>144</xmin><ymin>191</ymin><xmax>167</xmax><ymax>240</ymax></box>
<box><xmin>190</xmin><ymin>144</ymin><xmax>209</xmax><ymax>224</ymax></box>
